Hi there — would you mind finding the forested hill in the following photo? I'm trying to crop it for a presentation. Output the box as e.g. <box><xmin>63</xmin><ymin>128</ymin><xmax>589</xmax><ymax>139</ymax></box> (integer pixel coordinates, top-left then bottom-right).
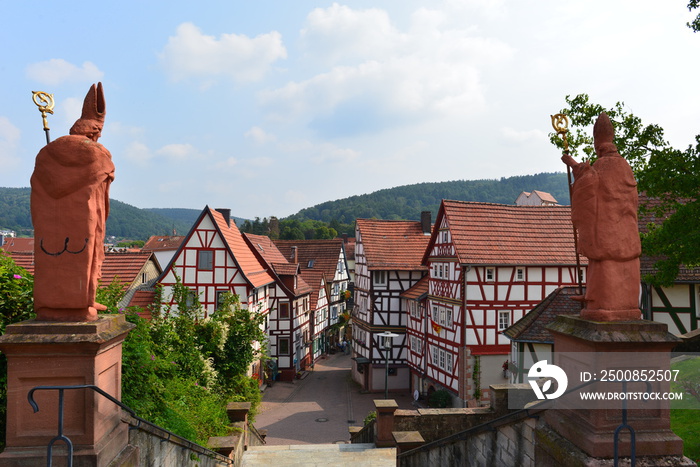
<box><xmin>0</xmin><ymin>187</ymin><xmax>194</xmax><ymax>240</ymax></box>
<box><xmin>289</xmin><ymin>172</ymin><xmax>570</xmax><ymax>223</ymax></box>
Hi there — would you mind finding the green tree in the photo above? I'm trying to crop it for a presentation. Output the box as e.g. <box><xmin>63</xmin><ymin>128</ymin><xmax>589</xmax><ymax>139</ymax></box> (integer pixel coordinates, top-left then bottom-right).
<box><xmin>550</xmin><ymin>94</ymin><xmax>700</xmax><ymax>285</ymax></box>
<box><xmin>689</xmin><ymin>1</ymin><xmax>700</xmax><ymax>32</ymax></box>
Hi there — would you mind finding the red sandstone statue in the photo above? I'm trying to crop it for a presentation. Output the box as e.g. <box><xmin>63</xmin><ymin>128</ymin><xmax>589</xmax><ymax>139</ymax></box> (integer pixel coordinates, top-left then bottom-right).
<box><xmin>561</xmin><ymin>112</ymin><xmax>641</xmax><ymax>321</ymax></box>
<box><xmin>30</xmin><ymin>82</ymin><xmax>115</xmax><ymax>322</ymax></box>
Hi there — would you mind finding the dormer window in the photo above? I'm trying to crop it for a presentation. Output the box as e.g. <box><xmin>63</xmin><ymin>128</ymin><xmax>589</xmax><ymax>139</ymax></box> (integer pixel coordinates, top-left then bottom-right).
<box><xmin>308</xmin><ymin>260</ymin><xmax>315</xmax><ymax>268</ymax></box>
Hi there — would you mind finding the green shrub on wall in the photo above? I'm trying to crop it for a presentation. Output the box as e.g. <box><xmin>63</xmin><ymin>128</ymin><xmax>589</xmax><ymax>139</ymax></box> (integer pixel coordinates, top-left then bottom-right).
<box><xmin>429</xmin><ymin>389</ymin><xmax>452</xmax><ymax>408</ymax></box>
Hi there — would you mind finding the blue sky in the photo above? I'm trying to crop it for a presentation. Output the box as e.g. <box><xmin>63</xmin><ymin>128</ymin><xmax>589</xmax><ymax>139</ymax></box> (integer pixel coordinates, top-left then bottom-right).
<box><xmin>2</xmin><ymin>1</ymin><xmax>699</xmax><ymax>219</ymax></box>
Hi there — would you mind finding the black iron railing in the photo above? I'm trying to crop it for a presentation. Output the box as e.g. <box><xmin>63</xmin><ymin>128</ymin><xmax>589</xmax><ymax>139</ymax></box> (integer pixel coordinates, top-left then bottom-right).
<box><xmin>397</xmin><ymin>378</ymin><xmax>658</xmax><ymax>467</ymax></box>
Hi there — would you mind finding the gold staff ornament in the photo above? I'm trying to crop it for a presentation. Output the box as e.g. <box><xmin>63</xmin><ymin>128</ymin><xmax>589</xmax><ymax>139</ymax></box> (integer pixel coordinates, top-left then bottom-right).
<box><xmin>551</xmin><ymin>111</ymin><xmax>583</xmax><ymax>296</ymax></box>
<box><xmin>550</xmin><ymin>113</ymin><xmax>569</xmax><ymax>153</ymax></box>
<box><xmin>32</xmin><ymin>90</ymin><xmax>55</xmax><ymax>144</ymax></box>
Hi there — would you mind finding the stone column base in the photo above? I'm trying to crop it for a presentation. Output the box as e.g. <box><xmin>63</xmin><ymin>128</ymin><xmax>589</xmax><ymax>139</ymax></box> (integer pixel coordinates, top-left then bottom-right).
<box><xmin>0</xmin><ymin>315</ymin><xmax>134</xmax><ymax>467</ymax></box>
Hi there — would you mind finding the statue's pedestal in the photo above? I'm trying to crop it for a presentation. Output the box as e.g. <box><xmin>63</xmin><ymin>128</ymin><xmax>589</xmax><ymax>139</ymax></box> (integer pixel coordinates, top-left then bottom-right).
<box><xmin>541</xmin><ymin>315</ymin><xmax>684</xmax><ymax>460</ymax></box>
<box><xmin>0</xmin><ymin>315</ymin><xmax>134</xmax><ymax>466</ymax></box>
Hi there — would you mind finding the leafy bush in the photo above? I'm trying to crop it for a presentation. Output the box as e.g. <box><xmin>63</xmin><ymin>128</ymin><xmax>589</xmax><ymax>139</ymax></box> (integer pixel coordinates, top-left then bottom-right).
<box><xmin>0</xmin><ymin>253</ymin><xmax>35</xmax><ymax>451</ymax></box>
<box><xmin>429</xmin><ymin>389</ymin><xmax>452</xmax><ymax>408</ymax></box>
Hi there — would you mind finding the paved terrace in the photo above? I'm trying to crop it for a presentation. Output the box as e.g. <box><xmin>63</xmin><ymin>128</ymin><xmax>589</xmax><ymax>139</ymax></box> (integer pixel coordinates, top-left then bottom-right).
<box><xmin>254</xmin><ymin>352</ymin><xmax>416</xmax><ymax>445</ymax></box>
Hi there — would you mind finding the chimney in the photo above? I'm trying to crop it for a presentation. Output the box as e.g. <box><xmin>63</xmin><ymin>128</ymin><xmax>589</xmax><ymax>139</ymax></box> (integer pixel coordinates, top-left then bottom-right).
<box><xmin>291</xmin><ymin>246</ymin><xmax>298</xmax><ymax>263</ymax></box>
<box><xmin>421</xmin><ymin>211</ymin><xmax>431</xmax><ymax>235</ymax></box>
<box><xmin>215</xmin><ymin>208</ymin><xmax>231</xmax><ymax>227</ymax></box>
<box><xmin>342</xmin><ymin>233</ymin><xmax>348</xmax><ymax>244</ymax></box>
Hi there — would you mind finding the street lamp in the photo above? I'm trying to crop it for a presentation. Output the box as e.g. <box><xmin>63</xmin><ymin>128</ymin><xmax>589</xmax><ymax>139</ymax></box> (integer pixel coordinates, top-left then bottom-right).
<box><xmin>380</xmin><ymin>331</ymin><xmax>399</xmax><ymax>399</ymax></box>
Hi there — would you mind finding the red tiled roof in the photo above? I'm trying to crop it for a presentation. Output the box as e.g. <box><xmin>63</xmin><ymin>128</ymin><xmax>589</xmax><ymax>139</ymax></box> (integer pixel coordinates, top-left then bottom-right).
<box><xmin>301</xmin><ymin>269</ymin><xmax>327</xmax><ymax>310</ymax></box>
<box><xmin>210</xmin><ymin>209</ymin><xmax>275</xmax><ymax>289</ymax></box>
<box><xmin>128</xmin><ymin>290</ymin><xmax>157</xmax><ymax>310</ymax></box>
<box><xmin>343</xmin><ymin>238</ymin><xmax>356</xmax><ymax>261</ymax></box>
<box><xmin>1</xmin><ymin>237</ymin><xmax>34</xmax><ymax>253</ymax></box>
<box><xmin>356</xmin><ymin>219</ymin><xmax>429</xmax><ymax>271</ymax></box>
<box><xmin>400</xmin><ymin>274</ymin><xmax>429</xmax><ymax>300</ymax></box>
<box><xmin>532</xmin><ymin>190</ymin><xmax>558</xmax><ymax>204</ymax></box>
<box><xmin>274</xmin><ymin>239</ymin><xmax>345</xmax><ymax>278</ymax></box>
<box><xmin>6</xmin><ymin>251</ymin><xmax>159</xmax><ymax>290</ymax></box>
<box><xmin>101</xmin><ymin>251</ymin><xmax>157</xmax><ymax>290</ymax></box>
<box><xmin>503</xmin><ymin>286</ymin><xmax>584</xmax><ymax>343</ymax></box>
<box><xmin>437</xmin><ymin>200</ymin><xmax>583</xmax><ymax>266</ymax></box>
<box><xmin>6</xmin><ymin>252</ymin><xmax>34</xmax><ymax>273</ymax></box>
<box><xmin>142</xmin><ymin>235</ymin><xmax>185</xmax><ymax>251</ymax></box>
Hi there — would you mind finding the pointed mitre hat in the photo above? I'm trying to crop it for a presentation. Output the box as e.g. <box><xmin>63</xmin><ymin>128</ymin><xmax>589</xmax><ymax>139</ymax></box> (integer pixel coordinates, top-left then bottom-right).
<box><xmin>593</xmin><ymin>112</ymin><xmax>617</xmax><ymax>156</ymax></box>
<box><xmin>80</xmin><ymin>82</ymin><xmax>106</xmax><ymax>124</ymax></box>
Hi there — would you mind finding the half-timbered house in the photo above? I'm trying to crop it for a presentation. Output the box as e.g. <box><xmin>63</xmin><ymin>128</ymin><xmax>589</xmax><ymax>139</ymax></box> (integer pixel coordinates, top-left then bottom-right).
<box><xmin>274</xmin><ymin>239</ymin><xmax>350</xmax><ymax>357</ymax></box>
<box><xmin>158</xmin><ymin>207</ymin><xmax>276</xmax><ymax>383</ymax></box>
<box><xmin>503</xmin><ymin>286</ymin><xmax>583</xmax><ymax>383</ymax></box>
<box><xmin>352</xmin><ymin>216</ymin><xmax>431</xmax><ymax>392</ymax></box>
<box><xmin>244</xmin><ymin>233</ymin><xmax>313</xmax><ymax>380</ymax></box>
<box><xmin>419</xmin><ymin>200</ymin><xmax>584</xmax><ymax>406</ymax></box>
<box><xmin>158</xmin><ymin>206</ymin><xmax>275</xmax><ymax>318</ymax></box>
<box><xmin>638</xmin><ymin>195</ymin><xmax>700</xmax><ymax>335</ymax></box>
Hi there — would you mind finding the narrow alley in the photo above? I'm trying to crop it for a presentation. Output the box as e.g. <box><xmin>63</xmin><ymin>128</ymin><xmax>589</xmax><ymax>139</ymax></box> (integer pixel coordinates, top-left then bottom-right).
<box><xmin>254</xmin><ymin>352</ymin><xmax>416</xmax><ymax>445</ymax></box>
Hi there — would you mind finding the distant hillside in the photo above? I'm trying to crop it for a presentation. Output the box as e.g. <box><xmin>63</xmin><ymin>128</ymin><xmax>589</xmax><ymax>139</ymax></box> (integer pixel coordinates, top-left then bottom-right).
<box><xmin>146</xmin><ymin>208</ymin><xmax>247</xmax><ymax>229</ymax></box>
<box><xmin>0</xmin><ymin>187</ymin><xmax>194</xmax><ymax>240</ymax></box>
<box><xmin>288</xmin><ymin>172</ymin><xmax>570</xmax><ymax>223</ymax></box>
<box><xmin>1</xmin><ymin>173</ymin><xmax>570</xmax><ymax>240</ymax></box>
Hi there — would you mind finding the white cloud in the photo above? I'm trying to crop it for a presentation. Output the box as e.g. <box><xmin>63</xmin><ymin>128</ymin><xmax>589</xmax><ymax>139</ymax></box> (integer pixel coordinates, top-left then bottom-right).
<box><xmin>262</xmin><ymin>4</ymin><xmax>513</xmax><ymax>136</ymax></box>
<box><xmin>60</xmin><ymin>97</ymin><xmax>83</xmax><ymax>127</ymax></box>
<box><xmin>123</xmin><ymin>141</ymin><xmax>154</xmax><ymax>167</ymax></box>
<box><xmin>500</xmin><ymin>127</ymin><xmax>548</xmax><ymax>144</ymax></box>
<box><xmin>245</xmin><ymin>126</ymin><xmax>277</xmax><ymax>144</ymax></box>
<box><xmin>0</xmin><ymin>117</ymin><xmax>21</xmax><ymax>166</ymax></box>
<box><xmin>159</xmin><ymin>22</ymin><xmax>287</xmax><ymax>85</ymax></box>
<box><xmin>155</xmin><ymin>143</ymin><xmax>199</xmax><ymax>161</ymax></box>
<box><xmin>26</xmin><ymin>59</ymin><xmax>103</xmax><ymax>86</ymax></box>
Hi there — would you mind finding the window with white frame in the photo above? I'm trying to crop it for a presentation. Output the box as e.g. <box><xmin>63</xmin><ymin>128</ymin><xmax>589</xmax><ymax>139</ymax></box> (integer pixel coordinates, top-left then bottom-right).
<box><xmin>485</xmin><ymin>267</ymin><xmax>495</xmax><ymax>282</ymax></box>
<box><xmin>446</xmin><ymin>307</ymin><xmax>453</xmax><ymax>328</ymax></box>
<box><xmin>516</xmin><ymin>267</ymin><xmax>525</xmax><ymax>281</ymax></box>
<box><xmin>373</xmin><ymin>270</ymin><xmax>387</xmax><ymax>286</ymax></box>
<box><xmin>432</xmin><ymin>346</ymin><xmax>439</xmax><ymax>366</ymax></box>
<box><xmin>498</xmin><ymin>310</ymin><xmax>511</xmax><ymax>331</ymax></box>
<box><xmin>438</xmin><ymin>264</ymin><xmax>443</xmax><ymax>279</ymax></box>
<box><xmin>445</xmin><ymin>352</ymin><xmax>453</xmax><ymax>373</ymax></box>
<box><xmin>442</xmin><ymin>231</ymin><xmax>448</xmax><ymax>243</ymax></box>
<box><xmin>439</xmin><ymin>349</ymin><xmax>446</xmax><ymax>369</ymax></box>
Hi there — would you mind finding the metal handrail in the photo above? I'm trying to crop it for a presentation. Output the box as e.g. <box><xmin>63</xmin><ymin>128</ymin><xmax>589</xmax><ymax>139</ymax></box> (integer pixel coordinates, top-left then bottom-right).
<box><xmin>397</xmin><ymin>378</ymin><xmax>655</xmax><ymax>467</ymax></box>
<box><xmin>28</xmin><ymin>384</ymin><xmax>214</xmax><ymax>467</ymax></box>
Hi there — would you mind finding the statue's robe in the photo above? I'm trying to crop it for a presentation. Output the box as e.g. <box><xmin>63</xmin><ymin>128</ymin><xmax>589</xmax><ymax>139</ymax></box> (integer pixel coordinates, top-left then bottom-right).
<box><xmin>30</xmin><ymin>135</ymin><xmax>115</xmax><ymax>321</ymax></box>
<box><xmin>570</xmin><ymin>149</ymin><xmax>641</xmax><ymax>318</ymax></box>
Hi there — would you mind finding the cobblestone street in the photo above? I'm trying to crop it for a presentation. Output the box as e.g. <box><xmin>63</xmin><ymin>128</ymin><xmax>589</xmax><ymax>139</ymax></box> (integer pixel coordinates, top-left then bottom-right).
<box><xmin>254</xmin><ymin>352</ymin><xmax>416</xmax><ymax>445</ymax></box>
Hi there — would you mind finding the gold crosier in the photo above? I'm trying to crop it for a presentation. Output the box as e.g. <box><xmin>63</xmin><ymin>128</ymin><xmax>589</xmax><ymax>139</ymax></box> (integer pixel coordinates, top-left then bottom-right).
<box><xmin>32</xmin><ymin>90</ymin><xmax>55</xmax><ymax>144</ymax></box>
<box><xmin>551</xmin><ymin>113</ymin><xmax>583</xmax><ymax>296</ymax></box>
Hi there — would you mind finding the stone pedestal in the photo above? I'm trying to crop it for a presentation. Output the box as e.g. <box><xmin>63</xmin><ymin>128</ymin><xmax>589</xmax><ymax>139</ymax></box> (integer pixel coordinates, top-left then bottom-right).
<box><xmin>543</xmin><ymin>315</ymin><xmax>684</xmax><ymax>459</ymax></box>
<box><xmin>374</xmin><ymin>399</ymin><xmax>398</xmax><ymax>448</ymax></box>
<box><xmin>0</xmin><ymin>315</ymin><xmax>134</xmax><ymax>467</ymax></box>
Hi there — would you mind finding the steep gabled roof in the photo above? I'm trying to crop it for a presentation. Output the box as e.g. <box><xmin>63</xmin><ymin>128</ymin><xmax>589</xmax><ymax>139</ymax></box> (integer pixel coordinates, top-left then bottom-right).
<box><xmin>142</xmin><ymin>235</ymin><xmax>186</xmax><ymax>252</ymax></box>
<box><xmin>531</xmin><ymin>190</ymin><xmax>558</xmax><ymax>204</ymax></box>
<box><xmin>244</xmin><ymin>233</ymin><xmax>312</xmax><ymax>296</ymax></box>
<box><xmin>356</xmin><ymin>219</ymin><xmax>429</xmax><ymax>271</ymax></box>
<box><xmin>209</xmin><ymin>209</ymin><xmax>275</xmax><ymax>289</ymax></box>
<box><xmin>101</xmin><ymin>251</ymin><xmax>161</xmax><ymax>290</ymax></box>
<box><xmin>503</xmin><ymin>286</ymin><xmax>583</xmax><ymax>343</ymax></box>
<box><xmin>302</xmin><ymin>269</ymin><xmax>327</xmax><ymax>310</ymax></box>
<box><xmin>428</xmin><ymin>200</ymin><xmax>582</xmax><ymax>266</ymax></box>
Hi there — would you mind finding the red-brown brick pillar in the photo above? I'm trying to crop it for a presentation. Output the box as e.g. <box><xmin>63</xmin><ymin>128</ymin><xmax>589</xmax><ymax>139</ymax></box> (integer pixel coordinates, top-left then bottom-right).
<box><xmin>0</xmin><ymin>315</ymin><xmax>134</xmax><ymax>466</ymax></box>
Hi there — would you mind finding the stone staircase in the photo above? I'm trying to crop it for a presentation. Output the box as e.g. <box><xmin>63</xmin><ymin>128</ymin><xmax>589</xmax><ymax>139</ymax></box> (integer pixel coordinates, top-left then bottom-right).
<box><xmin>241</xmin><ymin>443</ymin><xmax>396</xmax><ymax>466</ymax></box>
